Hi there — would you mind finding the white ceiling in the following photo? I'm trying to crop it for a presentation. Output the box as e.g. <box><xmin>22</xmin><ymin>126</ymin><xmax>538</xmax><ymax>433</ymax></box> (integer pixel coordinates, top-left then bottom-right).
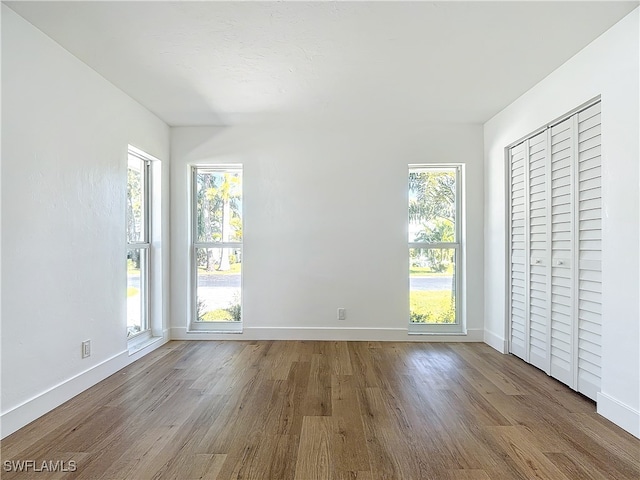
<box><xmin>6</xmin><ymin>1</ymin><xmax>638</xmax><ymax>126</ymax></box>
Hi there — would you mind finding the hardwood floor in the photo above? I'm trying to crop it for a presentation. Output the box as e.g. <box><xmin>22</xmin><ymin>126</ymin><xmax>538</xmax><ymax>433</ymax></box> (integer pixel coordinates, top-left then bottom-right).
<box><xmin>2</xmin><ymin>341</ymin><xmax>639</xmax><ymax>479</ymax></box>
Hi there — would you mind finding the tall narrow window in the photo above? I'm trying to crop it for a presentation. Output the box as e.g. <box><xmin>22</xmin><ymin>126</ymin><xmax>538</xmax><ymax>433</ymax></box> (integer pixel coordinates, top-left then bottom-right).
<box><xmin>408</xmin><ymin>165</ymin><xmax>462</xmax><ymax>333</ymax></box>
<box><xmin>191</xmin><ymin>166</ymin><xmax>243</xmax><ymax>330</ymax></box>
<box><xmin>127</xmin><ymin>150</ymin><xmax>151</xmax><ymax>337</ymax></box>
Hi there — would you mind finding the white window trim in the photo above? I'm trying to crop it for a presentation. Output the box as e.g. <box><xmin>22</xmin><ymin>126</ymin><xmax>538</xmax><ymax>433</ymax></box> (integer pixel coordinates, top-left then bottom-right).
<box><xmin>188</xmin><ymin>165</ymin><xmax>243</xmax><ymax>333</ymax></box>
<box><xmin>408</xmin><ymin>164</ymin><xmax>465</xmax><ymax>335</ymax></box>
<box><xmin>127</xmin><ymin>145</ymin><xmax>164</xmax><ymax>351</ymax></box>
<box><xmin>127</xmin><ymin>148</ymin><xmax>151</xmax><ymax>339</ymax></box>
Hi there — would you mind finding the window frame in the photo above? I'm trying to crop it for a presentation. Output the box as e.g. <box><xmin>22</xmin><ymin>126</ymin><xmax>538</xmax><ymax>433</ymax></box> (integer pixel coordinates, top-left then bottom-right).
<box><xmin>408</xmin><ymin>164</ymin><xmax>464</xmax><ymax>334</ymax></box>
<box><xmin>189</xmin><ymin>165</ymin><xmax>243</xmax><ymax>332</ymax></box>
<box><xmin>126</xmin><ymin>147</ymin><xmax>152</xmax><ymax>339</ymax></box>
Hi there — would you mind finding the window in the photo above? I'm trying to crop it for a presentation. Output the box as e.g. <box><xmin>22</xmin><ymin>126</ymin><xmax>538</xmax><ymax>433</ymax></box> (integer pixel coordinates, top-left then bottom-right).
<box><xmin>127</xmin><ymin>149</ymin><xmax>151</xmax><ymax>338</ymax></box>
<box><xmin>408</xmin><ymin>165</ymin><xmax>462</xmax><ymax>333</ymax></box>
<box><xmin>191</xmin><ymin>166</ymin><xmax>243</xmax><ymax>331</ymax></box>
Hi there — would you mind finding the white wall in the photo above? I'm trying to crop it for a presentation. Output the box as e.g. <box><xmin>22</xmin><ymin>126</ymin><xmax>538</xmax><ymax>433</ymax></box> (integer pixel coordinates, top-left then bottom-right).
<box><xmin>484</xmin><ymin>9</ymin><xmax>639</xmax><ymax>437</ymax></box>
<box><xmin>1</xmin><ymin>6</ymin><xmax>171</xmax><ymax>437</ymax></box>
<box><xmin>171</xmin><ymin>119</ymin><xmax>484</xmax><ymax>341</ymax></box>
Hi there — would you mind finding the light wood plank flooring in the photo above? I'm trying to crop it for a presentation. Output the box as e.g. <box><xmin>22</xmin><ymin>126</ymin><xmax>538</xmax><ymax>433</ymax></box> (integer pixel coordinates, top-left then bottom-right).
<box><xmin>2</xmin><ymin>341</ymin><xmax>639</xmax><ymax>479</ymax></box>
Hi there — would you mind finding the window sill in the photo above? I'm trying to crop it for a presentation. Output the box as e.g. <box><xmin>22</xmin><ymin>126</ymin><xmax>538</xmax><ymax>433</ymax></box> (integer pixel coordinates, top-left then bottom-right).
<box><xmin>188</xmin><ymin>322</ymin><xmax>243</xmax><ymax>334</ymax></box>
<box><xmin>128</xmin><ymin>332</ymin><xmax>164</xmax><ymax>356</ymax></box>
<box><xmin>408</xmin><ymin>324</ymin><xmax>466</xmax><ymax>335</ymax></box>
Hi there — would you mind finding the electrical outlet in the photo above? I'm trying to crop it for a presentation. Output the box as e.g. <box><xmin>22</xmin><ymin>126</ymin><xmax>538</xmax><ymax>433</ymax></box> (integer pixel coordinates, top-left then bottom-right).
<box><xmin>82</xmin><ymin>340</ymin><xmax>91</xmax><ymax>358</ymax></box>
<box><xmin>337</xmin><ymin>308</ymin><xmax>346</xmax><ymax>320</ymax></box>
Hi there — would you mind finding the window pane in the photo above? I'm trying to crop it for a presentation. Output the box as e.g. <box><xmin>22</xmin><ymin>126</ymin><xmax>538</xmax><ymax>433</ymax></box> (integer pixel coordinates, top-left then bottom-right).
<box><xmin>409</xmin><ymin>248</ymin><xmax>456</xmax><ymax>324</ymax></box>
<box><xmin>127</xmin><ymin>248</ymin><xmax>148</xmax><ymax>336</ymax></box>
<box><xmin>408</xmin><ymin>169</ymin><xmax>456</xmax><ymax>243</ymax></box>
<box><xmin>127</xmin><ymin>155</ymin><xmax>146</xmax><ymax>243</ymax></box>
<box><xmin>196</xmin><ymin>170</ymin><xmax>242</xmax><ymax>243</ymax></box>
<box><xmin>196</xmin><ymin>247</ymin><xmax>242</xmax><ymax>322</ymax></box>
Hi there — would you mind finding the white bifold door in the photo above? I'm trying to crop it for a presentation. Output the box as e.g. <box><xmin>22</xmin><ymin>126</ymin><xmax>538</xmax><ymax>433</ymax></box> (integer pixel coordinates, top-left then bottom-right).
<box><xmin>509</xmin><ymin>102</ymin><xmax>602</xmax><ymax>401</ymax></box>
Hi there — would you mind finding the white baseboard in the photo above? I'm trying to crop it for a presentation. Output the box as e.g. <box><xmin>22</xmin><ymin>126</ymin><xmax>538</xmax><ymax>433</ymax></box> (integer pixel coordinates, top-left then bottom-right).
<box><xmin>597</xmin><ymin>391</ymin><xmax>640</xmax><ymax>438</ymax></box>
<box><xmin>1</xmin><ymin>332</ymin><xmax>170</xmax><ymax>439</ymax></box>
<box><xmin>484</xmin><ymin>329</ymin><xmax>508</xmax><ymax>353</ymax></box>
<box><xmin>1</xmin><ymin>351</ymin><xmax>128</xmax><ymax>439</ymax></box>
<box><xmin>170</xmin><ymin>326</ymin><xmax>484</xmax><ymax>342</ymax></box>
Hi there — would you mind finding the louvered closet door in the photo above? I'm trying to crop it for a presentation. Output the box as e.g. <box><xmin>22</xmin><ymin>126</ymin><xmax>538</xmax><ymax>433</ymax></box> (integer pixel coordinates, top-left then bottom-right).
<box><xmin>510</xmin><ymin>142</ymin><xmax>527</xmax><ymax>360</ymax></box>
<box><xmin>527</xmin><ymin>131</ymin><xmax>549</xmax><ymax>372</ymax></box>
<box><xmin>509</xmin><ymin>101</ymin><xmax>602</xmax><ymax>402</ymax></box>
<box><xmin>576</xmin><ymin>103</ymin><xmax>602</xmax><ymax>400</ymax></box>
<box><xmin>510</xmin><ymin>132</ymin><xmax>551</xmax><ymax>370</ymax></box>
<box><xmin>549</xmin><ymin>117</ymin><xmax>575</xmax><ymax>387</ymax></box>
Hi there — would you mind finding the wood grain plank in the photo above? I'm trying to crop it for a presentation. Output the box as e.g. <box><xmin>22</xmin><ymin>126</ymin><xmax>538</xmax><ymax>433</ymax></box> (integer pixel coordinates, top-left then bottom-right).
<box><xmin>294</xmin><ymin>416</ymin><xmax>334</xmax><ymax>480</ymax></box>
<box><xmin>544</xmin><ymin>452</ymin><xmax>612</xmax><ymax>480</ymax></box>
<box><xmin>449</xmin><ymin>343</ymin><xmax>529</xmax><ymax>395</ymax></box>
<box><xmin>486</xmin><ymin>426</ymin><xmax>572</xmax><ymax>480</ymax></box>
<box><xmin>301</xmin><ymin>353</ymin><xmax>332</xmax><ymax>416</ymax></box>
<box><xmin>331</xmin><ymin>375</ymin><xmax>370</xmax><ymax>473</ymax></box>
<box><xmin>448</xmin><ymin>470</ymin><xmax>492</xmax><ymax>480</ymax></box>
